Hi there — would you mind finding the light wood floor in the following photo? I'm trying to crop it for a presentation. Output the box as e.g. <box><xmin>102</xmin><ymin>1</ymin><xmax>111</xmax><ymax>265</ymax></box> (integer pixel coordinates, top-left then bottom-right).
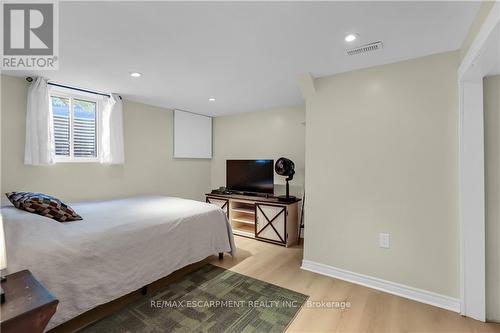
<box><xmin>208</xmin><ymin>236</ymin><xmax>500</xmax><ymax>333</ymax></box>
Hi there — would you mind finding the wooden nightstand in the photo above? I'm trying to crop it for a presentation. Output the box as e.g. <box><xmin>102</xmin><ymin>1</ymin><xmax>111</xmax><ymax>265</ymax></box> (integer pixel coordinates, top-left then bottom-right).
<box><xmin>0</xmin><ymin>270</ymin><xmax>58</xmax><ymax>333</ymax></box>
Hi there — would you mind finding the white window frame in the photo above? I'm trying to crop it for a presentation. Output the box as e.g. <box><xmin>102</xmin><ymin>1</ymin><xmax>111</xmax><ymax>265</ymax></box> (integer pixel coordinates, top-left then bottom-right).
<box><xmin>50</xmin><ymin>90</ymin><xmax>100</xmax><ymax>163</ymax></box>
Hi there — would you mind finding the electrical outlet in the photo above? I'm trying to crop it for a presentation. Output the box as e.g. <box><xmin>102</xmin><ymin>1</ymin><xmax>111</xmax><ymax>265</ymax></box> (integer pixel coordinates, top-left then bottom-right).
<box><xmin>379</xmin><ymin>233</ymin><xmax>390</xmax><ymax>249</ymax></box>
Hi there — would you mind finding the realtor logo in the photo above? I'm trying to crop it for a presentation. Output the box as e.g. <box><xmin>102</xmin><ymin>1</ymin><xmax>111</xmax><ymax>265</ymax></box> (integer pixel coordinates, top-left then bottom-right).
<box><xmin>1</xmin><ymin>1</ymin><xmax>59</xmax><ymax>70</ymax></box>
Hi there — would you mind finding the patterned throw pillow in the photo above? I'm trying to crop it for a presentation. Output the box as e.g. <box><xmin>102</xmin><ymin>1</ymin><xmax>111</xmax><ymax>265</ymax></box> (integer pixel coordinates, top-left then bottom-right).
<box><xmin>5</xmin><ymin>192</ymin><xmax>82</xmax><ymax>222</ymax></box>
<box><xmin>5</xmin><ymin>191</ymin><xmax>32</xmax><ymax>209</ymax></box>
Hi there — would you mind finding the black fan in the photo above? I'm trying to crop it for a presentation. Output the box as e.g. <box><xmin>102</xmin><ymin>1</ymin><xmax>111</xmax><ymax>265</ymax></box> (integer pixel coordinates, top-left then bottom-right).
<box><xmin>275</xmin><ymin>157</ymin><xmax>296</xmax><ymax>202</ymax></box>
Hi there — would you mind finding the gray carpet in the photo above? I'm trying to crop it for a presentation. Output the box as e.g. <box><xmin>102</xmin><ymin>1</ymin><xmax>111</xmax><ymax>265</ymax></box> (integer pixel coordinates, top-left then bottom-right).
<box><xmin>80</xmin><ymin>264</ymin><xmax>308</xmax><ymax>333</ymax></box>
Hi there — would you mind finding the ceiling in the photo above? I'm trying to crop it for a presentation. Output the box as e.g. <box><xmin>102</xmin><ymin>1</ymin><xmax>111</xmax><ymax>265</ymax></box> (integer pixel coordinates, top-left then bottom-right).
<box><xmin>6</xmin><ymin>1</ymin><xmax>480</xmax><ymax>116</ymax></box>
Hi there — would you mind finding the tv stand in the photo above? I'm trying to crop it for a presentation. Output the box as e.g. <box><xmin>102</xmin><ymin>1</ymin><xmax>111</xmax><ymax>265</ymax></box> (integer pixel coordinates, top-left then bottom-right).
<box><xmin>206</xmin><ymin>193</ymin><xmax>301</xmax><ymax>247</ymax></box>
<box><xmin>238</xmin><ymin>191</ymin><xmax>271</xmax><ymax>197</ymax></box>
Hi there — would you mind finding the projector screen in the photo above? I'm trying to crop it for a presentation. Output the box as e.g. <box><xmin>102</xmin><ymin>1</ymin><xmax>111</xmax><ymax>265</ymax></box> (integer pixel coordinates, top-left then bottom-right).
<box><xmin>173</xmin><ymin>109</ymin><xmax>212</xmax><ymax>158</ymax></box>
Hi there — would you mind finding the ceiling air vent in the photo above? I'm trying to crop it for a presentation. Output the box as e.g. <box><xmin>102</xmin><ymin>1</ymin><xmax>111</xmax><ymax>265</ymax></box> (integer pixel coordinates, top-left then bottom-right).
<box><xmin>346</xmin><ymin>41</ymin><xmax>383</xmax><ymax>56</ymax></box>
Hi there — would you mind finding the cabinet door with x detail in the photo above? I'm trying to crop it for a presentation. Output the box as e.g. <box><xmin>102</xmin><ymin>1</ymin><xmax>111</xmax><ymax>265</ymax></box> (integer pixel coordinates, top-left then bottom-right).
<box><xmin>255</xmin><ymin>203</ymin><xmax>286</xmax><ymax>244</ymax></box>
<box><xmin>206</xmin><ymin>197</ymin><xmax>229</xmax><ymax>218</ymax></box>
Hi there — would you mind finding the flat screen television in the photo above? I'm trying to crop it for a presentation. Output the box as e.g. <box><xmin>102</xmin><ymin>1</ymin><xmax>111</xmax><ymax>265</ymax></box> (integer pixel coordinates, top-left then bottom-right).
<box><xmin>226</xmin><ymin>160</ymin><xmax>274</xmax><ymax>194</ymax></box>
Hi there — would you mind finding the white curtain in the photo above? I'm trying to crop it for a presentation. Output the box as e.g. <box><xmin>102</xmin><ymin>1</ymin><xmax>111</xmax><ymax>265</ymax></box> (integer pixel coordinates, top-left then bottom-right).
<box><xmin>99</xmin><ymin>94</ymin><xmax>124</xmax><ymax>164</ymax></box>
<box><xmin>24</xmin><ymin>77</ymin><xmax>55</xmax><ymax>165</ymax></box>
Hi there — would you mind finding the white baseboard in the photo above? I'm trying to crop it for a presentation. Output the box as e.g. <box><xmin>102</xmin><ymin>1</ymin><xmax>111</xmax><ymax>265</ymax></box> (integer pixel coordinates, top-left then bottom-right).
<box><xmin>301</xmin><ymin>259</ymin><xmax>460</xmax><ymax>313</ymax></box>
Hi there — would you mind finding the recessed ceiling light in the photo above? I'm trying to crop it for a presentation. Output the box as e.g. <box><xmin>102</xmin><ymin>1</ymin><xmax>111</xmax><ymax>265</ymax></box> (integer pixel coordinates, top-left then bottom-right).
<box><xmin>209</xmin><ymin>98</ymin><xmax>216</xmax><ymax>102</ymax></box>
<box><xmin>130</xmin><ymin>72</ymin><xmax>142</xmax><ymax>78</ymax></box>
<box><xmin>345</xmin><ymin>33</ymin><xmax>358</xmax><ymax>42</ymax></box>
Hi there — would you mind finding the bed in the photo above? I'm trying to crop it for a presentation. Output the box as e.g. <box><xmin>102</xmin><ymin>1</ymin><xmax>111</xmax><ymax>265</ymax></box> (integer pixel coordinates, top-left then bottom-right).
<box><xmin>1</xmin><ymin>195</ymin><xmax>235</xmax><ymax>330</ymax></box>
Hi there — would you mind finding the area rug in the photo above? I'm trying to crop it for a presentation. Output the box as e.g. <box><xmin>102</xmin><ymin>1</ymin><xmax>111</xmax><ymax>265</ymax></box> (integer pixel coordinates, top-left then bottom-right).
<box><xmin>80</xmin><ymin>264</ymin><xmax>308</xmax><ymax>333</ymax></box>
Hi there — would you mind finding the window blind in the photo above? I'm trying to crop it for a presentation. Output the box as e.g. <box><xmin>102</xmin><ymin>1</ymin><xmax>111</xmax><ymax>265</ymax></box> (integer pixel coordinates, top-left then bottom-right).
<box><xmin>52</xmin><ymin>96</ymin><xmax>70</xmax><ymax>156</ymax></box>
<box><xmin>51</xmin><ymin>96</ymin><xmax>97</xmax><ymax>158</ymax></box>
<box><xmin>73</xmin><ymin>99</ymin><xmax>97</xmax><ymax>157</ymax></box>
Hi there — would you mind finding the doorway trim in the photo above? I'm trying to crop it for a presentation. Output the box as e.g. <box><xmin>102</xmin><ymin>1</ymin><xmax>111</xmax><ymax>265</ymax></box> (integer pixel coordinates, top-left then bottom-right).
<box><xmin>458</xmin><ymin>2</ymin><xmax>500</xmax><ymax>322</ymax></box>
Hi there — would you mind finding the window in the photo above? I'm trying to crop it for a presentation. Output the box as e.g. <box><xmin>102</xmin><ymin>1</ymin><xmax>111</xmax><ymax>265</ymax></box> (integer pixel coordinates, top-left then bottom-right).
<box><xmin>51</xmin><ymin>93</ymin><xmax>98</xmax><ymax>161</ymax></box>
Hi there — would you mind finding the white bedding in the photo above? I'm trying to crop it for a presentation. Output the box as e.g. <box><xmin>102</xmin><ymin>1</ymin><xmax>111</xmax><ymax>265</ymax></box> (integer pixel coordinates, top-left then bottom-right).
<box><xmin>2</xmin><ymin>196</ymin><xmax>235</xmax><ymax>330</ymax></box>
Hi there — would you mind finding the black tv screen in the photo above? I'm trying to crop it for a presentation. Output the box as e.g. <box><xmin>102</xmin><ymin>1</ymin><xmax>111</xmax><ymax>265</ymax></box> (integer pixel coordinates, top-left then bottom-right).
<box><xmin>226</xmin><ymin>160</ymin><xmax>274</xmax><ymax>194</ymax></box>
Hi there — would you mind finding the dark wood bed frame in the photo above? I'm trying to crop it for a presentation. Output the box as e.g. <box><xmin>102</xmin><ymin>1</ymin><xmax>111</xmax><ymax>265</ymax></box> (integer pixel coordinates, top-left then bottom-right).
<box><xmin>48</xmin><ymin>252</ymin><xmax>224</xmax><ymax>333</ymax></box>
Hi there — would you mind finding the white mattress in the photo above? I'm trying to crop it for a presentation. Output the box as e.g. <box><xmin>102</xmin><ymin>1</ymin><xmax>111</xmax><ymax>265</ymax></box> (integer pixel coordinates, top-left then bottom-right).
<box><xmin>2</xmin><ymin>195</ymin><xmax>235</xmax><ymax>330</ymax></box>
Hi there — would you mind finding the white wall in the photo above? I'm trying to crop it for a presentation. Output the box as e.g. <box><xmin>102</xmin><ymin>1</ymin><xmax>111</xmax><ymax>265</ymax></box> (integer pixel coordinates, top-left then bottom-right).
<box><xmin>460</xmin><ymin>1</ymin><xmax>496</xmax><ymax>61</ymax></box>
<box><xmin>1</xmin><ymin>75</ymin><xmax>211</xmax><ymax>202</ymax></box>
<box><xmin>304</xmin><ymin>51</ymin><xmax>460</xmax><ymax>297</ymax></box>
<box><xmin>484</xmin><ymin>75</ymin><xmax>500</xmax><ymax>322</ymax></box>
<box><xmin>211</xmin><ymin>107</ymin><xmax>305</xmax><ymax>197</ymax></box>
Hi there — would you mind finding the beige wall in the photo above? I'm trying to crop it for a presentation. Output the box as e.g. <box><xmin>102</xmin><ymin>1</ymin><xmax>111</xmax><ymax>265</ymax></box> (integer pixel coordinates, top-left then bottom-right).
<box><xmin>211</xmin><ymin>107</ymin><xmax>305</xmax><ymax>197</ymax></box>
<box><xmin>1</xmin><ymin>75</ymin><xmax>211</xmax><ymax>203</ymax></box>
<box><xmin>304</xmin><ymin>51</ymin><xmax>460</xmax><ymax>297</ymax></box>
<box><xmin>484</xmin><ymin>75</ymin><xmax>500</xmax><ymax>322</ymax></box>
